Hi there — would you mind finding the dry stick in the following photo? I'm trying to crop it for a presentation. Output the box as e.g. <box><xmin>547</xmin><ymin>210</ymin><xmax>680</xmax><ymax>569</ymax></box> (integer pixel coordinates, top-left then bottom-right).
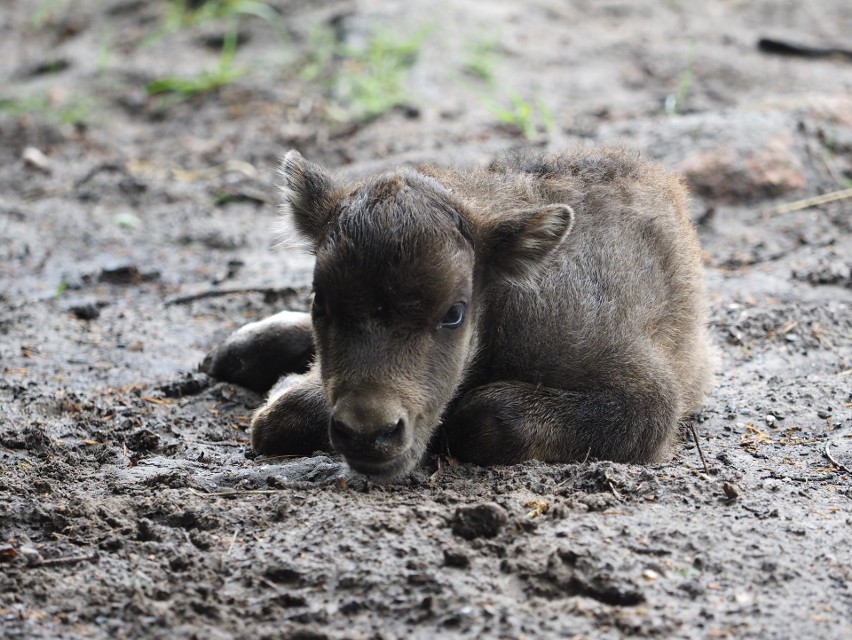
<box><xmin>195</xmin><ymin>440</ymin><xmax>249</xmax><ymax>447</ymax></box>
<box><xmin>32</xmin><ymin>553</ymin><xmax>98</xmax><ymax>568</ymax></box>
<box><xmin>253</xmin><ymin>453</ymin><xmax>308</xmax><ymax>464</ymax></box>
<box><xmin>768</xmin><ymin>187</ymin><xmax>852</xmax><ymax>215</ymax></box>
<box><xmin>821</xmin><ymin>151</ymin><xmax>847</xmax><ymax>188</ymax></box>
<box><xmin>689</xmin><ymin>421</ymin><xmax>710</xmax><ymax>474</ymax></box>
<box><xmin>164</xmin><ymin>287</ymin><xmax>298</xmax><ymax>306</ymax></box>
<box><xmin>188</xmin><ymin>487</ymin><xmax>290</xmax><ymax>498</ymax></box>
<box><xmin>825</xmin><ymin>440</ymin><xmax>851</xmax><ymax>474</ymax></box>
<box><xmin>227</xmin><ymin>527</ymin><xmax>240</xmax><ymax>556</ymax></box>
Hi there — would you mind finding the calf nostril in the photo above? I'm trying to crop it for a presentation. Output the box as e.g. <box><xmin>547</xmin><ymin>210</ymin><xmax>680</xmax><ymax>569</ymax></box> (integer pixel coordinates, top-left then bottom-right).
<box><xmin>331</xmin><ymin>416</ymin><xmax>406</xmax><ymax>450</ymax></box>
<box><xmin>379</xmin><ymin>418</ymin><xmax>404</xmax><ymax>438</ymax></box>
<box><xmin>375</xmin><ymin>418</ymin><xmax>405</xmax><ymax>445</ymax></box>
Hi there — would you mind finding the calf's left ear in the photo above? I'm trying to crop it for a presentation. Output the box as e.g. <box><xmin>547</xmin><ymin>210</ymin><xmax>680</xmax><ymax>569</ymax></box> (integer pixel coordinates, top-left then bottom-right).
<box><xmin>485</xmin><ymin>203</ymin><xmax>575</xmax><ymax>281</ymax></box>
<box><xmin>279</xmin><ymin>150</ymin><xmax>339</xmax><ymax>246</ymax></box>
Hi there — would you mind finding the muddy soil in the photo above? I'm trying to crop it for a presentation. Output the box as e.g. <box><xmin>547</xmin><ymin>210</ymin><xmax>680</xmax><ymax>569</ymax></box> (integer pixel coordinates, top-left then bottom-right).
<box><xmin>1</xmin><ymin>1</ymin><xmax>851</xmax><ymax>638</ymax></box>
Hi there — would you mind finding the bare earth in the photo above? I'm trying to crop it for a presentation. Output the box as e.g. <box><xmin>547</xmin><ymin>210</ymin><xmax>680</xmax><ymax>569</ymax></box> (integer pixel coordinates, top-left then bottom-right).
<box><xmin>1</xmin><ymin>1</ymin><xmax>850</xmax><ymax>638</ymax></box>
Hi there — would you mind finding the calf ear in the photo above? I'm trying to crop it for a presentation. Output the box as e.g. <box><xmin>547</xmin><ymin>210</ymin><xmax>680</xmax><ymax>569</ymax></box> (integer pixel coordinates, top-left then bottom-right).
<box><xmin>279</xmin><ymin>150</ymin><xmax>338</xmax><ymax>246</ymax></box>
<box><xmin>485</xmin><ymin>203</ymin><xmax>575</xmax><ymax>282</ymax></box>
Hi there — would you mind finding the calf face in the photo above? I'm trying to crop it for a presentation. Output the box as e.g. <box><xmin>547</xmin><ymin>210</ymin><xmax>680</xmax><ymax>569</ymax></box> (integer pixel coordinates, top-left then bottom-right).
<box><xmin>280</xmin><ymin>151</ymin><xmax>573</xmax><ymax>478</ymax></box>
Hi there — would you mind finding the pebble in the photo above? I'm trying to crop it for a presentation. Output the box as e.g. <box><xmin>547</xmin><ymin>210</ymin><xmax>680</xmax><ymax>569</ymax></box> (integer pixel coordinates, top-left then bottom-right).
<box><xmin>764</xmin><ymin>414</ymin><xmax>776</xmax><ymax>426</ymax></box>
<box><xmin>443</xmin><ymin>548</ymin><xmax>470</xmax><ymax>569</ymax></box>
<box><xmin>22</xmin><ymin>146</ymin><xmax>52</xmax><ymax>172</ymax></box>
<box><xmin>722</xmin><ymin>482</ymin><xmax>741</xmax><ymax>500</ymax></box>
<box><xmin>69</xmin><ymin>302</ymin><xmax>101</xmax><ymax>321</ymax></box>
<box><xmin>817</xmin><ymin>409</ymin><xmax>831</xmax><ymax>419</ymax></box>
<box><xmin>450</xmin><ymin>503</ymin><xmax>508</xmax><ymax>540</ymax></box>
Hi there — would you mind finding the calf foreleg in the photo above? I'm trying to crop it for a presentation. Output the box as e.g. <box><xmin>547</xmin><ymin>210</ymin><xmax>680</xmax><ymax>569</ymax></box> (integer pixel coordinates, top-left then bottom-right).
<box><xmin>250</xmin><ymin>367</ymin><xmax>332</xmax><ymax>456</ymax></box>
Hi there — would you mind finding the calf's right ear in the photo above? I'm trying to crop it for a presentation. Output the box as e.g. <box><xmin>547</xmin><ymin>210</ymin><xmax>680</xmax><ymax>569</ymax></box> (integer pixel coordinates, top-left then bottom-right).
<box><xmin>279</xmin><ymin>150</ymin><xmax>338</xmax><ymax>246</ymax></box>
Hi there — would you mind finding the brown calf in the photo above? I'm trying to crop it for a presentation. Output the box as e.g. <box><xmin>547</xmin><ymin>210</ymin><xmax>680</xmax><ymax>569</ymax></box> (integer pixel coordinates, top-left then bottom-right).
<box><xmin>206</xmin><ymin>148</ymin><xmax>714</xmax><ymax>480</ymax></box>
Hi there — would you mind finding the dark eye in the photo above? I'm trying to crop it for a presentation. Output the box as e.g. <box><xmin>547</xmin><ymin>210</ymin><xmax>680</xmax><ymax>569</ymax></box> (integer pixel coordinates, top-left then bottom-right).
<box><xmin>440</xmin><ymin>302</ymin><xmax>466</xmax><ymax>329</ymax></box>
<box><xmin>311</xmin><ymin>290</ymin><xmax>326</xmax><ymax>318</ymax></box>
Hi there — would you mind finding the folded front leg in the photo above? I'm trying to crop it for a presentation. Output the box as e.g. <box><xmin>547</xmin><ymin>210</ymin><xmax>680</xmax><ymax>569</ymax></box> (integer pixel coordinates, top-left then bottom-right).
<box><xmin>444</xmin><ymin>380</ymin><xmax>680</xmax><ymax>466</ymax></box>
<box><xmin>251</xmin><ymin>367</ymin><xmax>332</xmax><ymax>456</ymax></box>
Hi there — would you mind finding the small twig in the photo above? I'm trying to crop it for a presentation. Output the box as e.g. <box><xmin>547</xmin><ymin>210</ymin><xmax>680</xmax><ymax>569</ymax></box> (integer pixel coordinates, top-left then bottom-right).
<box><xmin>164</xmin><ymin>286</ymin><xmax>298</xmax><ymax>306</ymax></box>
<box><xmin>429</xmin><ymin>455</ymin><xmax>445</xmax><ymax>484</ymax></box>
<box><xmin>757</xmin><ymin>37</ymin><xmax>852</xmax><ymax>60</ymax></box>
<box><xmin>227</xmin><ymin>527</ymin><xmax>240</xmax><ymax>555</ymax></box>
<box><xmin>75</xmin><ymin>162</ymin><xmax>128</xmax><ymax>188</ymax></box>
<box><xmin>768</xmin><ymin>187</ymin><xmax>852</xmax><ymax>215</ymax></box>
<box><xmin>253</xmin><ymin>453</ymin><xmax>309</xmax><ymax>463</ymax></box>
<box><xmin>825</xmin><ymin>440</ymin><xmax>851</xmax><ymax>474</ymax></box>
<box><xmin>581</xmin><ymin>447</ymin><xmax>592</xmax><ymax>464</ymax></box>
<box><xmin>821</xmin><ymin>150</ymin><xmax>847</xmax><ymax>188</ymax></box>
<box><xmin>606</xmin><ymin>480</ymin><xmax>621</xmax><ymax>499</ymax></box>
<box><xmin>188</xmin><ymin>487</ymin><xmax>291</xmax><ymax>498</ymax></box>
<box><xmin>689</xmin><ymin>421</ymin><xmax>710</xmax><ymax>474</ymax></box>
<box><xmin>31</xmin><ymin>552</ymin><xmax>98</xmax><ymax>568</ymax></box>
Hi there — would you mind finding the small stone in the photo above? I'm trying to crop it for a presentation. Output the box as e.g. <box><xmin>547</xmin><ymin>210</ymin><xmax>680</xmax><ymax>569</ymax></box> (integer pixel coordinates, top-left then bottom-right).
<box><xmin>817</xmin><ymin>409</ymin><xmax>832</xmax><ymax>419</ymax></box>
<box><xmin>22</xmin><ymin>146</ymin><xmax>52</xmax><ymax>172</ymax></box>
<box><xmin>443</xmin><ymin>548</ymin><xmax>470</xmax><ymax>568</ymax></box>
<box><xmin>764</xmin><ymin>414</ymin><xmax>776</xmax><ymax>426</ymax></box>
<box><xmin>127</xmin><ymin>429</ymin><xmax>159</xmax><ymax>452</ymax></box>
<box><xmin>158</xmin><ymin>373</ymin><xmax>210</xmax><ymax>398</ymax></box>
<box><xmin>679</xmin><ymin>578</ymin><xmax>704</xmax><ymax>598</ymax></box>
<box><xmin>18</xmin><ymin>545</ymin><xmax>43</xmax><ymax>566</ymax></box>
<box><xmin>69</xmin><ymin>302</ymin><xmax>101</xmax><ymax>320</ymax></box>
<box><xmin>112</xmin><ymin>212</ymin><xmax>141</xmax><ymax>229</ymax></box>
<box><xmin>722</xmin><ymin>482</ymin><xmax>741</xmax><ymax>500</ymax></box>
<box><xmin>679</xmin><ymin>131</ymin><xmax>806</xmax><ymax>203</ymax></box>
<box><xmin>450</xmin><ymin>503</ymin><xmax>508</xmax><ymax>540</ymax></box>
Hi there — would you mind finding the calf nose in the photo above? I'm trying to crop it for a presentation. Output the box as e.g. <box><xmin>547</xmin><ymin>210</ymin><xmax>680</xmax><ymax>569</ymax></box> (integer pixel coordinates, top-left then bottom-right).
<box><xmin>330</xmin><ymin>397</ymin><xmax>408</xmax><ymax>458</ymax></box>
<box><xmin>330</xmin><ymin>416</ymin><xmax>405</xmax><ymax>448</ymax></box>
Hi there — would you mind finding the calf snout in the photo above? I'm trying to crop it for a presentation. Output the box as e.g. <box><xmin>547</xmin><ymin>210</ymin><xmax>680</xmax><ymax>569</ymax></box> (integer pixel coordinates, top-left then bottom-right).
<box><xmin>329</xmin><ymin>395</ymin><xmax>410</xmax><ymax>465</ymax></box>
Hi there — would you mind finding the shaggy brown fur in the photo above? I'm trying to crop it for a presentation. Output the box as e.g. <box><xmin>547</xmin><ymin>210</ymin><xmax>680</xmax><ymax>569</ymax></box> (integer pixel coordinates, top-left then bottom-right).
<box><xmin>206</xmin><ymin>148</ymin><xmax>714</xmax><ymax>480</ymax></box>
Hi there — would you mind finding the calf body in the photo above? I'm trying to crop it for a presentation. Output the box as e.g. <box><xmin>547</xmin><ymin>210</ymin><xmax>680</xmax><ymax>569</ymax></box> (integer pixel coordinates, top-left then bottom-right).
<box><xmin>207</xmin><ymin>149</ymin><xmax>714</xmax><ymax>480</ymax></box>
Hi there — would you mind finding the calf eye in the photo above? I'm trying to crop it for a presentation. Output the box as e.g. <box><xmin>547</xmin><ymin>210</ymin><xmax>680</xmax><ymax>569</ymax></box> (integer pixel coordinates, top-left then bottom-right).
<box><xmin>440</xmin><ymin>302</ymin><xmax>466</xmax><ymax>329</ymax></box>
<box><xmin>311</xmin><ymin>290</ymin><xmax>327</xmax><ymax>318</ymax></box>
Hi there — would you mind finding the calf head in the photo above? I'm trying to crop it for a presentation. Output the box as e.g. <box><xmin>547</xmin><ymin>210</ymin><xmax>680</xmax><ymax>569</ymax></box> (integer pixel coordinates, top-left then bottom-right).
<box><xmin>279</xmin><ymin>151</ymin><xmax>574</xmax><ymax>479</ymax></box>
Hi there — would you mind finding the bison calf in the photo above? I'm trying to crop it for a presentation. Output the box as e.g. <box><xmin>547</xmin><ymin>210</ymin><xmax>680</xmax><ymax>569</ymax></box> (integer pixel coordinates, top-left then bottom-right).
<box><xmin>206</xmin><ymin>148</ymin><xmax>714</xmax><ymax>480</ymax></box>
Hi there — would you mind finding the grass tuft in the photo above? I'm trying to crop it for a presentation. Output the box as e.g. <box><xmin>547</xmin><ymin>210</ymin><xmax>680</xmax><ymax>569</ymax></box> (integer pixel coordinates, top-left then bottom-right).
<box><xmin>147</xmin><ymin>29</ymin><xmax>243</xmax><ymax>98</ymax></box>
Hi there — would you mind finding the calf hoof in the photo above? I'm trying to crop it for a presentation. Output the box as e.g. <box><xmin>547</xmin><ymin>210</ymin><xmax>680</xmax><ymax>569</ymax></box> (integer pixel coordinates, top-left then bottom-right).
<box><xmin>202</xmin><ymin>311</ymin><xmax>314</xmax><ymax>393</ymax></box>
<box><xmin>251</xmin><ymin>374</ymin><xmax>331</xmax><ymax>456</ymax></box>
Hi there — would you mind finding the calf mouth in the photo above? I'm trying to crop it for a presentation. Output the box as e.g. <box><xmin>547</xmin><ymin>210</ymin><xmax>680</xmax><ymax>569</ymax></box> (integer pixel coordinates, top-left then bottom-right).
<box><xmin>343</xmin><ymin>446</ymin><xmax>422</xmax><ymax>482</ymax></box>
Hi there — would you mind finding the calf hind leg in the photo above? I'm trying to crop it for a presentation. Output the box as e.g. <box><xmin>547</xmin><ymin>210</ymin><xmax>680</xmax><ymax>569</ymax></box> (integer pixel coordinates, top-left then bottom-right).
<box><xmin>444</xmin><ymin>380</ymin><xmax>680</xmax><ymax>465</ymax></box>
<box><xmin>202</xmin><ymin>310</ymin><xmax>314</xmax><ymax>393</ymax></box>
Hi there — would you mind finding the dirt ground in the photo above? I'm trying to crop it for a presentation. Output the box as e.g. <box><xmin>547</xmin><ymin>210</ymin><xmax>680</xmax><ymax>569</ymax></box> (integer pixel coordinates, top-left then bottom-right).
<box><xmin>1</xmin><ymin>1</ymin><xmax>851</xmax><ymax>638</ymax></box>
